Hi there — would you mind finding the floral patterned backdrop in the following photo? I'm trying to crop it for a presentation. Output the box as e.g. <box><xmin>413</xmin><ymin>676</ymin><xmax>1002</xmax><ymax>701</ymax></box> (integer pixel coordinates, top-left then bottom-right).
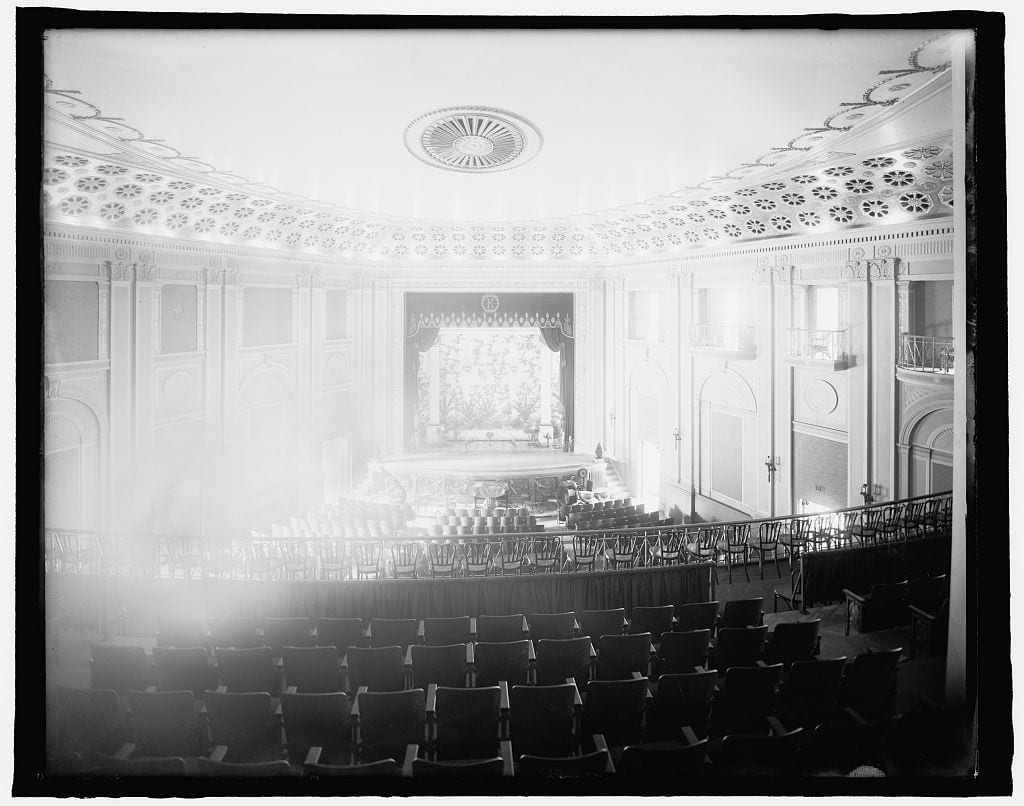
<box><xmin>417</xmin><ymin>331</ymin><xmax>563</xmax><ymax>438</ymax></box>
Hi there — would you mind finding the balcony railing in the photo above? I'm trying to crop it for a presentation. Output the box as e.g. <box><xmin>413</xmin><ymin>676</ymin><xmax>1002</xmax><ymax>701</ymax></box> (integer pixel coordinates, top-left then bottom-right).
<box><xmin>786</xmin><ymin>329</ymin><xmax>850</xmax><ymax>362</ymax></box>
<box><xmin>689</xmin><ymin>324</ymin><xmax>756</xmax><ymax>354</ymax></box>
<box><xmin>898</xmin><ymin>334</ymin><xmax>954</xmax><ymax>374</ymax></box>
<box><xmin>43</xmin><ymin>491</ymin><xmax>951</xmax><ymax>581</ymax></box>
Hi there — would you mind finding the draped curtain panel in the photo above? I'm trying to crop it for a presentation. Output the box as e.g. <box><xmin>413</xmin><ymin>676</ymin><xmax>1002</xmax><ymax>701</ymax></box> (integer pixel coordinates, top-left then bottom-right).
<box><xmin>540</xmin><ymin>324</ymin><xmax>575</xmax><ymax>451</ymax></box>
<box><xmin>802</xmin><ymin>535</ymin><xmax>951</xmax><ymax>607</ymax></box>
<box><xmin>45</xmin><ymin>564</ymin><xmax>712</xmax><ymax>632</ymax></box>
<box><xmin>403</xmin><ymin>325</ymin><xmax>440</xmax><ymax>451</ymax></box>
<box><xmin>404</xmin><ymin>292</ymin><xmax>574</xmax><ymax>452</ymax></box>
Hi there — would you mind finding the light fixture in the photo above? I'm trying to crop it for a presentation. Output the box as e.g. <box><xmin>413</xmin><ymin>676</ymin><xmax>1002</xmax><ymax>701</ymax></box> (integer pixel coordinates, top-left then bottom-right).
<box><xmin>860</xmin><ymin>483</ymin><xmax>875</xmax><ymax>505</ymax></box>
<box><xmin>672</xmin><ymin>427</ymin><xmax>682</xmax><ymax>447</ymax></box>
<box><xmin>764</xmin><ymin>456</ymin><xmax>779</xmax><ymax>483</ymax></box>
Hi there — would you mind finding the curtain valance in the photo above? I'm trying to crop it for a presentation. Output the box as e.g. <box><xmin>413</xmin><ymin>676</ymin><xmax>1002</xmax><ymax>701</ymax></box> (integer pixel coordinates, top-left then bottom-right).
<box><xmin>405</xmin><ymin>292</ymin><xmax>574</xmax><ymax>338</ymax></box>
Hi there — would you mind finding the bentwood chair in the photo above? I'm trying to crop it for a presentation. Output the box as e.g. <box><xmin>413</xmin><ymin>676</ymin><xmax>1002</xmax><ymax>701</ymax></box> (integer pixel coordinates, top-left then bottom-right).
<box><xmin>354</xmin><ymin>542</ymin><xmax>385</xmax><ymax>580</ymax></box>
<box><xmin>492</xmin><ymin>536</ymin><xmax>529</xmax><ymax>575</ymax></box>
<box><xmin>750</xmin><ymin>520</ymin><xmax>783</xmax><ymax>580</ymax></box>
<box><xmin>651</xmin><ymin>528</ymin><xmax>685</xmax><ymax>566</ymax></box>
<box><xmin>569</xmin><ymin>533</ymin><xmax>603</xmax><ymax>572</ymax></box>
<box><xmin>722</xmin><ymin>524</ymin><xmax>751</xmax><ymax>584</ymax></box>
<box><xmin>778</xmin><ymin>517</ymin><xmax>806</xmax><ymax>569</ymax></box>
<box><xmin>390</xmin><ymin>542</ymin><xmax>421</xmax><ymax>580</ymax></box>
<box><xmin>463</xmin><ymin>539</ymin><xmax>493</xmax><ymax>577</ymax></box>
<box><xmin>281</xmin><ymin>540</ymin><xmax>316</xmax><ymax>580</ymax></box>
<box><xmin>685</xmin><ymin>527</ymin><xmax>721</xmax><ymax>583</ymax></box>
<box><xmin>901</xmin><ymin>501</ymin><xmax>928</xmax><ymax>540</ymax></box>
<box><xmin>877</xmin><ymin>503</ymin><xmax>907</xmax><ymax>544</ymax></box>
<box><xmin>530</xmin><ymin>534</ymin><xmax>563</xmax><ymax>573</ymax></box>
<box><xmin>604</xmin><ymin>532</ymin><xmax>642</xmax><ymax>570</ymax></box>
<box><xmin>426</xmin><ymin>541</ymin><xmax>460</xmax><ymax>578</ymax></box>
<box><xmin>851</xmin><ymin>507</ymin><xmax>885</xmax><ymax>547</ymax></box>
<box><xmin>318</xmin><ymin>540</ymin><xmax>348</xmax><ymax>580</ymax></box>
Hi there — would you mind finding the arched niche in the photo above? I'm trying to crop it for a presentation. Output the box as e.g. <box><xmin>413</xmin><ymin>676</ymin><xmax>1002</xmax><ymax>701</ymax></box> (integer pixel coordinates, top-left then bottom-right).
<box><xmin>899</xmin><ymin>403</ymin><xmax>954</xmax><ymax>496</ymax></box>
<box><xmin>695</xmin><ymin>367</ymin><xmax>758</xmax><ymax>512</ymax></box>
<box><xmin>43</xmin><ymin>396</ymin><xmax>103</xmax><ymax>529</ymax></box>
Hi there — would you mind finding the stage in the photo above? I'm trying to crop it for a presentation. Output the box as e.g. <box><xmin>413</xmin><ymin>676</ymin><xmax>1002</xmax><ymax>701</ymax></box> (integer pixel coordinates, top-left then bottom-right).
<box><xmin>375</xmin><ymin>450</ymin><xmax>602</xmax><ymax>509</ymax></box>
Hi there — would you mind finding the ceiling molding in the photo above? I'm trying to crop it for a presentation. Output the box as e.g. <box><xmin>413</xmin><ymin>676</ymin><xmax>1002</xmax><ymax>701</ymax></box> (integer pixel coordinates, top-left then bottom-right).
<box><xmin>40</xmin><ymin>31</ymin><xmax>962</xmax><ymax>265</ymax></box>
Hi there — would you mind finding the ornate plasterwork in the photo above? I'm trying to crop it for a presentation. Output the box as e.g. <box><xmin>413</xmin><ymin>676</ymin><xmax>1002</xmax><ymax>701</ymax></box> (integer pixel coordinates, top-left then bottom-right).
<box><xmin>840</xmin><ymin>257</ymin><xmax>900</xmax><ymax>281</ymax></box>
<box><xmin>40</xmin><ymin>33</ymin><xmax>958</xmax><ymax>264</ymax></box>
<box><xmin>405</xmin><ymin>106</ymin><xmax>543</xmax><ymax>173</ymax></box>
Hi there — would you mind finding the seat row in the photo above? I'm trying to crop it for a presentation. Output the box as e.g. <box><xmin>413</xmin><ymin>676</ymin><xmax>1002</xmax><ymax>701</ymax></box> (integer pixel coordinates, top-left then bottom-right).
<box><xmin>146</xmin><ymin>598</ymin><xmax>767</xmax><ymax>653</ymax></box>
<box><xmin>54</xmin><ymin>642</ymin><xmax>918</xmax><ymax>780</ymax></box>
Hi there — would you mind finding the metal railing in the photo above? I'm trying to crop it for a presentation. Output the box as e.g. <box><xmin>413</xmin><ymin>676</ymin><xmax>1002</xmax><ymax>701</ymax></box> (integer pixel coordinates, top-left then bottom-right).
<box><xmin>43</xmin><ymin>491</ymin><xmax>951</xmax><ymax>582</ymax></box>
<box><xmin>898</xmin><ymin>334</ymin><xmax>955</xmax><ymax>374</ymax></box>
<box><xmin>689</xmin><ymin>324</ymin><xmax>756</xmax><ymax>353</ymax></box>
<box><xmin>786</xmin><ymin>328</ymin><xmax>850</xmax><ymax>361</ymax></box>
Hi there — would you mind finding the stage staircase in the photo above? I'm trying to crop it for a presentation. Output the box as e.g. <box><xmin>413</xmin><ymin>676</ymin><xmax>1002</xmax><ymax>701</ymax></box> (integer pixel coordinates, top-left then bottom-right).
<box><xmin>601</xmin><ymin>461</ymin><xmax>633</xmax><ymax>502</ymax></box>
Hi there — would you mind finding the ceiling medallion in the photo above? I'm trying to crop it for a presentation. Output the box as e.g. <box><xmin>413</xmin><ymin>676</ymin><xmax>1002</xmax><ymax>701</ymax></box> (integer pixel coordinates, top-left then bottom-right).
<box><xmin>404</xmin><ymin>106</ymin><xmax>543</xmax><ymax>173</ymax></box>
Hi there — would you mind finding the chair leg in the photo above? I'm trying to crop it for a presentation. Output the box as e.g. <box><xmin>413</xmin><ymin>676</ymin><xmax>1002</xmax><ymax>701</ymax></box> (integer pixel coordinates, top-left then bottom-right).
<box><xmin>773</xmin><ymin>548</ymin><xmax>781</xmax><ymax>579</ymax></box>
<box><xmin>742</xmin><ymin>549</ymin><xmax>750</xmax><ymax>583</ymax></box>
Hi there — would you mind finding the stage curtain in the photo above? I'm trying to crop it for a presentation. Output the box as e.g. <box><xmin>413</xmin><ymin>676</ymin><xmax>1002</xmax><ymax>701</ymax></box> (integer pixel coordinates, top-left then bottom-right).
<box><xmin>46</xmin><ymin>564</ymin><xmax>713</xmax><ymax>631</ymax></box>
<box><xmin>802</xmin><ymin>535</ymin><xmax>951</xmax><ymax>607</ymax></box>
<box><xmin>403</xmin><ymin>326</ymin><xmax>440</xmax><ymax>451</ymax></box>
<box><xmin>541</xmin><ymin>326</ymin><xmax>575</xmax><ymax>451</ymax></box>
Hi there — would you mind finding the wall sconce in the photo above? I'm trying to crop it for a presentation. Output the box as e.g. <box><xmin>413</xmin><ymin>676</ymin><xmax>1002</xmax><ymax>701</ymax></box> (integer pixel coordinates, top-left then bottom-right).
<box><xmin>860</xmin><ymin>483</ymin><xmax>875</xmax><ymax>505</ymax></box>
<box><xmin>608</xmin><ymin>411</ymin><xmax>616</xmax><ymax>425</ymax></box>
<box><xmin>764</xmin><ymin>455</ymin><xmax>780</xmax><ymax>483</ymax></box>
<box><xmin>672</xmin><ymin>427</ymin><xmax>682</xmax><ymax>448</ymax></box>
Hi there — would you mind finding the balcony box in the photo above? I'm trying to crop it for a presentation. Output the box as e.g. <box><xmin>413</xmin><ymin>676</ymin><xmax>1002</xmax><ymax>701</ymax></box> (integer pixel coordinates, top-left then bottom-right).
<box><xmin>784</xmin><ymin>328</ymin><xmax>850</xmax><ymax>371</ymax></box>
<box><xmin>689</xmin><ymin>324</ymin><xmax>757</xmax><ymax>360</ymax></box>
<box><xmin>896</xmin><ymin>335</ymin><xmax>954</xmax><ymax>386</ymax></box>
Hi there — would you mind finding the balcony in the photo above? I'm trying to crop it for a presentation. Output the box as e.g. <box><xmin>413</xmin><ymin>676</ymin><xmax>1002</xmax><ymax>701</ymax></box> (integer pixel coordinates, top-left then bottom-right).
<box><xmin>897</xmin><ymin>335</ymin><xmax>954</xmax><ymax>386</ymax></box>
<box><xmin>689</xmin><ymin>324</ymin><xmax>757</xmax><ymax>360</ymax></box>
<box><xmin>785</xmin><ymin>328</ymin><xmax>850</xmax><ymax>371</ymax></box>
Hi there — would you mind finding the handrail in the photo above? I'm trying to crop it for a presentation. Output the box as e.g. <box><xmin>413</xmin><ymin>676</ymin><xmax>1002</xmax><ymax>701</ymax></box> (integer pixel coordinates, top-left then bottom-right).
<box><xmin>786</xmin><ymin>328</ymin><xmax>850</xmax><ymax>361</ymax></box>
<box><xmin>44</xmin><ymin>491</ymin><xmax>951</xmax><ymax>579</ymax></box>
<box><xmin>898</xmin><ymin>334</ymin><xmax>955</xmax><ymax>373</ymax></box>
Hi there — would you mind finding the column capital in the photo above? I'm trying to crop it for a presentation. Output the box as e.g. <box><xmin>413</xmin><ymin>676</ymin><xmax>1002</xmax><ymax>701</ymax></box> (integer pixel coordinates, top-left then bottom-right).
<box><xmin>840</xmin><ymin>257</ymin><xmax>900</xmax><ymax>282</ymax></box>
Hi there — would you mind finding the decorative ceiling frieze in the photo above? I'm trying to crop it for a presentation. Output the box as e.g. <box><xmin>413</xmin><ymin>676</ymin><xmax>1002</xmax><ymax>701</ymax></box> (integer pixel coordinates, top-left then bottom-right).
<box><xmin>40</xmin><ymin>32</ymin><xmax>958</xmax><ymax>264</ymax></box>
